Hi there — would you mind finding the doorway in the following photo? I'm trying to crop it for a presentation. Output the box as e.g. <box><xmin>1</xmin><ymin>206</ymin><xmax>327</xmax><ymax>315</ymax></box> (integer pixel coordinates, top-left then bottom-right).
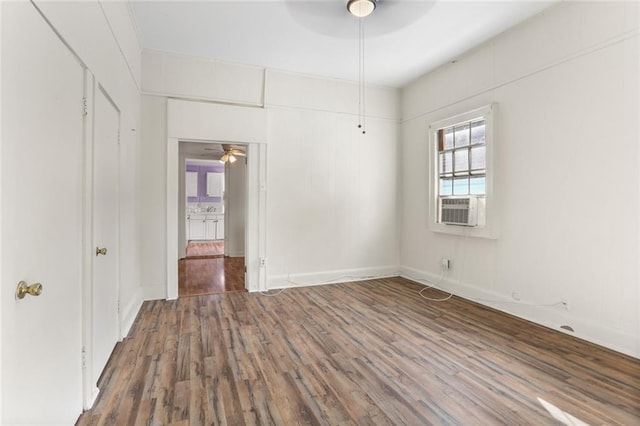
<box><xmin>166</xmin><ymin>100</ymin><xmax>267</xmax><ymax>298</ymax></box>
<box><xmin>178</xmin><ymin>143</ymin><xmax>247</xmax><ymax>296</ymax></box>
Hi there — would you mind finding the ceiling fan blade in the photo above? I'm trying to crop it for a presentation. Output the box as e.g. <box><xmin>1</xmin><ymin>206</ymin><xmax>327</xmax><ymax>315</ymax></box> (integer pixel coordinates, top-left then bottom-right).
<box><xmin>230</xmin><ymin>149</ymin><xmax>246</xmax><ymax>157</ymax></box>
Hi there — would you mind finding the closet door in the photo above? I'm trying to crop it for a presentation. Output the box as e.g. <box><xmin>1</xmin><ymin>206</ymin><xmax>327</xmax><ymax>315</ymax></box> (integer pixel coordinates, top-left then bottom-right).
<box><xmin>1</xmin><ymin>2</ymin><xmax>86</xmax><ymax>424</ymax></box>
<box><xmin>90</xmin><ymin>84</ymin><xmax>120</xmax><ymax>398</ymax></box>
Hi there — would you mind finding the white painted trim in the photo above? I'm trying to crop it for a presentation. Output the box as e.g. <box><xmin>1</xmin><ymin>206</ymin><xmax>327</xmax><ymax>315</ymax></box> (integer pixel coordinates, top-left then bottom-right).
<box><xmin>142</xmin><ymin>283</ymin><xmax>166</xmax><ymax>302</ymax></box>
<box><xmin>399</xmin><ymin>265</ymin><xmax>640</xmax><ymax>359</ymax></box>
<box><xmin>0</xmin><ymin>2</ymin><xmax>4</xmax><ymax>419</ymax></box>
<box><xmin>85</xmin><ymin>387</ymin><xmax>99</xmax><ymax>413</ymax></box>
<box><xmin>428</xmin><ymin>104</ymin><xmax>498</xmax><ymax>239</ymax></box>
<box><xmin>120</xmin><ymin>290</ymin><xmax>142</xmax><ymax>338</ymax></box>
<box><xmin>167</xmin><ymin>140</ymin><xmax>266</xmax><ymax>297</ymax></box>
<box><xmin>167</xmin><ymin>137</ymin><xmax>179</xmax><ymax>300</ymax></box>
<box><xmin>267</xmin><ymin>266</ymin><xmax>399</xmax><ymax>290</ymax></box>
<box><xmin>226</xmin><ymin>252</ymin><xmax>246</xmax><ymax>258</ymax></box>
<box><xmin>81</xmin><ymin>71</ymin><xmax>96</xmax><ymax>411</ymax></box>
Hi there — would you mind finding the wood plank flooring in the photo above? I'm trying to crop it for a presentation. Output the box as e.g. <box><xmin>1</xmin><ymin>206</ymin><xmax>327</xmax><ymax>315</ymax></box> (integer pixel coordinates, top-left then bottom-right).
<box><xmin>179</xmin><ymin>256</ymin><xmax>246</xmax><ymax>297</ymax></box>
<box><xmin>180</xmin><ymin>240</ymin><xmax>245</xmax><ymax>297</ymax></box>
<box><xmin>186</xmin><ymin>241</ymin><xmax>225</xmax><ymax>258</ymax></box>
<box><xmin>76</xmin><ymin>278</ymin><xmax>640</xmax><ymax>425</ymax></box>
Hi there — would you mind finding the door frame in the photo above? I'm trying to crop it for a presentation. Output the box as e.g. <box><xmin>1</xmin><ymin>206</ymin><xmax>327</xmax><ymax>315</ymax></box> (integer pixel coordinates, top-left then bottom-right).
<box><xmin>167</xmin><ymin>139</ymin><xmax>266</xmax><ymax>297</ymax></box>
<box><xmin>0</xmin><ymin>2</ymin><xmax>4</xmax><ymax>419</ymax></box>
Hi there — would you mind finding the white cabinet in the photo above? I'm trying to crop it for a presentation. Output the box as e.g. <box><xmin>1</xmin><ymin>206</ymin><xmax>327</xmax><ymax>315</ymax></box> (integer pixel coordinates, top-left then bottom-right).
<box><xmin>205</xmin><ymin>215</ymin><xmax>224</xmax><ymax>240</ymax></box>
<box><xmin>186</xmin><ymin>171</ymin><xmax>198</xmax><ymax>197</ymax></box>
<box><xmin>215</xmin><ymin>217</ymin><xmax>225</xmax><ymax>240</ymax></box>
<box><xmin>188</xmin><ymin>214</ymin><xmax>224</xmax><ymax>241</ymax></box>
<box><xmin>206</xmin><ymin>172</ymin><xmax>224</xmax><ymax>197</ymax></box>
<box><xmin>188</xmin><ymin>214</ymin><xmax>206</xmax><ymax>240</ymax></box>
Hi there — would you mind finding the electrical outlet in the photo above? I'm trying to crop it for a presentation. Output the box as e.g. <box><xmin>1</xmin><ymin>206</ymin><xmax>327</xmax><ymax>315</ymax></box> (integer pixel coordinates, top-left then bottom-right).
<box><xmin>512</xmin><ymin>291</ymin><xmax>521</xmax><ymax>301</ymax></box>
<box><xmin>260</xmin><ymin>257</ymin><xmax>267</xmax><ymax>267</ymax></box>
<box><xmin>560</xmin><ymin>299</ymin><xmax>569</xmax><ymax>310</ymax></box>
<box><xmin>441</xmin><ymin>258</ymin><xmax>450</xmax><ymax>270</ymax></box>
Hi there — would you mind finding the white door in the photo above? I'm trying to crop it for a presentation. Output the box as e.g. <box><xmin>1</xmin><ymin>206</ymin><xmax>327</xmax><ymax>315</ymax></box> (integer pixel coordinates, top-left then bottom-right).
<box><xmin>91</xmin><ymin>85</ymin><xmax>120</xmax><ymax>390</ymax></box>
<box><xmin>1</xmin><ymin>2</ymin><xmax>86</xmax><ymax>424</ymax></box>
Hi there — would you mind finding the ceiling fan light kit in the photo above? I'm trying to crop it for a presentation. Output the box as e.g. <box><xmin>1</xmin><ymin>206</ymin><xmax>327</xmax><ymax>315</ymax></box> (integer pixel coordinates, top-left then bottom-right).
<box><xmin>219</xmin><ymin>153</ymin><xmax>237</xmax><ymax>164</ymax></box>
<box><xmin>219</xmin><ymin>146</ymin><xmax>246</xmax><ymax>164</ymax></box>
<box><xmin>347</xmin><ymin>0</ymin><xmax>376</xmax><ymax>18</ymax></box>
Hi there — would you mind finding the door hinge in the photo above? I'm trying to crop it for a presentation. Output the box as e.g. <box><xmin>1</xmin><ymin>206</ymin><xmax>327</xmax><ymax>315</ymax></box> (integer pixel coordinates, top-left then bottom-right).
<box><xmin>117</xmin><ymin>300</ymin><xmax>121</xmax><ymax>314</ymax></box>
<box><xmin>82</xmin><ymin>97</ymin><xmax>88</xmax><ymax>116</ymax></box>
<box><xmin>81</xmin><ymin>346</ymin><xmax>87</xmax><ymax>369</ymax></box>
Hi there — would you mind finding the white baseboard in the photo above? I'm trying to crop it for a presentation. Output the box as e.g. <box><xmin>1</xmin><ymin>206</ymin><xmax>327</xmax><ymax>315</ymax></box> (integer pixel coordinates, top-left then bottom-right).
<box><xmin>142</xmin><ymin>282</ymin><xmax>167</xmax><ymax>301</ymax></box>
<box><xmin>120</xmin><ymin>289</ymin><xmax>142</xmax><ymax>339</ymax></box>
<box><xmin>400</xmin><ymin>265</ymin><xmax>639</xmax><ymax>359</ymax></box>
<box><xmin>267</xmin><ymin>265</ymin><xmax>399</xmax><ymax>290</ymax></box>
<box><xmin>226</xmin><ymin>251</ymin><xmax>244</xmax><ymax>258</ymax></box>
<box><xmin>84</xmin><ymin>387</ymin><xmax>99</xmax><ymax>411</ymax></box>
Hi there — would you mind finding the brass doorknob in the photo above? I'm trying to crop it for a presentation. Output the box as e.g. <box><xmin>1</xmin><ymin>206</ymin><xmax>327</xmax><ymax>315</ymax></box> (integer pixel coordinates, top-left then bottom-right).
<box><xmin>96</xmin><ymin>247</ymin><xmax>108</xmax><ymax>256</ymax></box>
<box><xmin>16</xmin><ymin>281</ymin><xmax>43</xmax><ymax>299</ymax></box>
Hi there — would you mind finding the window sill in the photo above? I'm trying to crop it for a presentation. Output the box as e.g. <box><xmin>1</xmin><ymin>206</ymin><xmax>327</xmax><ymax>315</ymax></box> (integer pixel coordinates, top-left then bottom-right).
<box><xmin>430</xmin><ymin>222</ymin><xmax>498</xmax><ymax>239</ymax></box>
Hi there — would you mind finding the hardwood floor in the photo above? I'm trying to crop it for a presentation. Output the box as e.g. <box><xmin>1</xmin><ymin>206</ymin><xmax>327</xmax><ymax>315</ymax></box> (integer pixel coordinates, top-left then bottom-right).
<box><xmin>179</xmin><ymin>256</ymin><xmax>246</xmax><ymax>297</ymax></box>
<box><xmin>76</xmin><ymin>278</ymin><xmax>640</xmax><ymax>425</ymax></box>
<box><xmin>180</xmin><ymin>241</ymin><xmax>245</xmax><ymax>297</ymax></box>
<box><xmin>186</xmin><ymin>241</ymin><xmax>224</xmax><ymax>258</ymax></box>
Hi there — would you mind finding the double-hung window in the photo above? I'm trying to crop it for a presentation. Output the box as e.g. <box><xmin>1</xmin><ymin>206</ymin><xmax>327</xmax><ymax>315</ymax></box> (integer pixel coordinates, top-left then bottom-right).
<box><xmin>437</xmin><ymin>119</ymin><xmax>486</xmax><ymax>197</ymax></box>
<box><xmin>429</xmin><ymin>104</ymin><xmax>496</xmax><ymax>238</ymax></box>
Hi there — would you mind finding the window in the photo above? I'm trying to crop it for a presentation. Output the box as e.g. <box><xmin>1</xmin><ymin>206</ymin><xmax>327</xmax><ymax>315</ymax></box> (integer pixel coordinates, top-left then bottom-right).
<box><xmin>429</xmin><ymin>105</ymin><xmax>496</xmax><ymax>238</ymax></box>
<box><xmin>437</xmin><ymin>119</ymin><xmax>486</xmax><ymax>197</ymax></box>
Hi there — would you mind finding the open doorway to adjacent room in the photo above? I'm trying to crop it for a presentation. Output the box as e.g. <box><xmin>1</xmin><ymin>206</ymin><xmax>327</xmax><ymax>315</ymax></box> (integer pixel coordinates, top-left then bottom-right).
<box><xmin>178</xmin><ymin>142</ymin><xmax>247</xmax><ymax>296</ymax></box>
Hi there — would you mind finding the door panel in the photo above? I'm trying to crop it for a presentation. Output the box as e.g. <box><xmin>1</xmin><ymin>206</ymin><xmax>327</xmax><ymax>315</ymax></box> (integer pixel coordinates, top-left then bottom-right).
<box><xmin>91</xmin><ymin>86</ymin><xmax>120</xmax><ymax>389</ymax></box>
<box><xmin>1</xmin><ymin>2</ymin><xmax>85</xmax><ymax>423</ymax></box>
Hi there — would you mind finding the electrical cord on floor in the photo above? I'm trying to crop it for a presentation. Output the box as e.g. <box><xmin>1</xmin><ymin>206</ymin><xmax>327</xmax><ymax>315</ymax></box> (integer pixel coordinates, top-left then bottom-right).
<box><xmin>413</xmin><ymin>270</ymin><xmax>565</xmax><ymax>307</ymax></box>
<box><xmin>260</xmin><ymin>288</ymin><xmax>286</xmax><ymax>297</ymax></box>
<box><xmin>411</xmin><ymin>265</ymin><xmax>454</xmax><ymax>302</ymax></box>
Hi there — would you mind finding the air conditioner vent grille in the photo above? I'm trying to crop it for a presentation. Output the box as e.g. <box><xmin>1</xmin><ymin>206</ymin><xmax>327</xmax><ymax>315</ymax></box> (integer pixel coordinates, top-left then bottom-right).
<box><xmin>440</xmin><ymin>197</ymin><xmax>478</xmax><ymax>226</ymax></box>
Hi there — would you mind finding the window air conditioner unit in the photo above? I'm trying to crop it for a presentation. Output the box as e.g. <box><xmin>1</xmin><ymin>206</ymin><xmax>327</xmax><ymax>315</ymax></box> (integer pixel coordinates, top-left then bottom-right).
<box><xmin>440</xmin><ymin>197</ymin><xmax>478</xmax><ymax>226</ymax></box>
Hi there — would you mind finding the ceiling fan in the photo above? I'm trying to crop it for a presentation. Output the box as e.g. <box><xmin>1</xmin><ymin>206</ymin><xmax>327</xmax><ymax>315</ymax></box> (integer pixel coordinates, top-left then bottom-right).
<box><xmin>219</xmin><ymin>144</ymin><xmax>246</xmax><ymax>164</ymax></box>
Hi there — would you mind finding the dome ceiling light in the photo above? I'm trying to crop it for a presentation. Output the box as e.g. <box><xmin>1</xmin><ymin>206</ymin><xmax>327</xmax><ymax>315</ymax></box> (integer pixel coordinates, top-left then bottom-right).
<box><xmin>347</xmin><ymin>0</ymin><xmax>377</xmax><ymax>18</ymax></box>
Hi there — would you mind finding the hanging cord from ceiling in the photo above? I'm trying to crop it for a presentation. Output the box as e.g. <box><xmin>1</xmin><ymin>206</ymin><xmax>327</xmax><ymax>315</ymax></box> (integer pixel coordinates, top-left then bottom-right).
<box><xmin>358</xmin><ymin>17</ymin><xmax>367</xmax><ymax>135</ymax></box>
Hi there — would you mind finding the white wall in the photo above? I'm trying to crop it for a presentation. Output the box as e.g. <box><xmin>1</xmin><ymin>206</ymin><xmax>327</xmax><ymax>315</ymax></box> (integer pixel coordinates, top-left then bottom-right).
<box><xmin>142</xmin><ymin>49</ymin><xmax>263</xmax><ymax>105</ymax></box>
<box><xmin>400</xmin><ymin>1</ymin><xmax>640</xmax><ymax>357</ymax></box>
<box><xmin>139</xmin><ymin>95</ymin><xmax>168</xmax><ymax>300</ymax></box>
<box><xmin>265</xmin><ymin>70</ymin><xmax>399</xmax><ymax>287</ymax></box>
<box><xmin>226</xmin><ymin>159</ymin><xmax>247</xmax><ymax>258</ymax></box>
<box><xmin>138</xmin><ymin>51</ymin><xmax>400</xmax><ymax>298</ymax></box>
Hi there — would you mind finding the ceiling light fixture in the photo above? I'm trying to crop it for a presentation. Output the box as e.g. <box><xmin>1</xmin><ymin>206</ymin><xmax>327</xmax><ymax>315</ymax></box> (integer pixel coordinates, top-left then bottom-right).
<box><xmin>219</xmin><ymin>147</ymin><xmax>246</xmax><ymax>164</ymax></box>
<box><xmin>347</xmin><ymin>0</ymin><xmax>376</xmax><ymax>134</ymax></box>
<box><xmin>347</xmin><ymin>0</ymin><xmax>376</xmax><ymax>18</ymax></box>
<box><xmin>219</xmin><ymin>153</ymin><xmax>237</xmax><ymax>164</ymax></box>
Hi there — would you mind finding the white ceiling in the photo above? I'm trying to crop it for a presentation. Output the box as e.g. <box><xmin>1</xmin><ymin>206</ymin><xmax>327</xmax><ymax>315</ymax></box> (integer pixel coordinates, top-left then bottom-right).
<box><xmin>130</xmin><ymin>0</ymin><xmax>558</xmax><ymax>88</ymax></box>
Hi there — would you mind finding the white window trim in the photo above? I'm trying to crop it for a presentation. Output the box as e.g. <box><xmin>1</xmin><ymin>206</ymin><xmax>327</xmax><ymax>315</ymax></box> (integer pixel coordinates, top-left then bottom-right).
<box><xmin>428</xmin><ymin>104</ymin><xmax>498</xmax><ymax>239</ymax></box>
